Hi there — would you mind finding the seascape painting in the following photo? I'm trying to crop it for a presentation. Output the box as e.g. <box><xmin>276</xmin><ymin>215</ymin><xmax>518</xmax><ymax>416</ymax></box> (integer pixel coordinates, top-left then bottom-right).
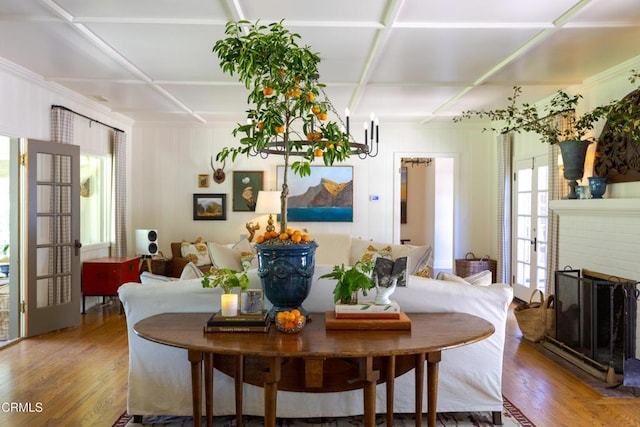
<box><xmin>276</xmin><ymin>166</ymin><xmax>353</xmax><ymax>222</ymax></box>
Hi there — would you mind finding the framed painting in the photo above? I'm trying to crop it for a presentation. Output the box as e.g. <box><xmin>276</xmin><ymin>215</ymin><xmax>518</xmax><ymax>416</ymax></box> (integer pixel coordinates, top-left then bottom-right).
<box><xmin>198</xmin><ymin>174</ymin><xmax>210</xmax><ymax>188</ymax></box>
<box><xmin>193</xmin><ymin>193</ymin><xmax>226</xmax><ymax>220</ymax></box>
<box><xmin>232</xmin><ymin>171</ymin><xmax>264</xmax><ymax>212</ymax></box>
<box><xmin>276</xmin><ymin>165</ymin><xmax>353</xmax><ymax>222</ymax></box>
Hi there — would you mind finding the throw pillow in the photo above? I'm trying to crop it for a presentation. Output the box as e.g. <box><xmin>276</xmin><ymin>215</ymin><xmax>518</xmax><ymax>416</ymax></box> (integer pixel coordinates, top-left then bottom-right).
<box><xmin>392</xmin><ymin>244</ymin><xmax>433</xmax><ymax>276</ymax></box>
<box><xmin>180</xmin><ymin>238</ymin><xmax>210</xmax><ymax>266</ymax></box>
<box><xmin>436</xmin><ymin>271</ymin><xmax>469</xmax><ymax>285</ymax></box>
<box><xmin>232</xmin><ymin>238</ymin><xmax>258</xmax><ymax>270</ymax></box>
<box><xmin>207</xmin><ymin>241</ymin><xmax>243</xmax><ymax>271</ymax></box>
<box><xmin>139</xmin><ymin>271</ymin><xmax>176</xmax><ymax>284</ymax></box>
<box><xmin>464</xmin><ymin>270</ymin><xmax>492</xmax><ymax>286</ymax></box>
<box><xmin>359</xmin><ymin>244</ymin><xmax>392</xmax><ymax>266</ymax></box>
<box><xmin>179</xmin><ymin>262</ymin><xmax>204</xmax><ymax>280</ymax></box>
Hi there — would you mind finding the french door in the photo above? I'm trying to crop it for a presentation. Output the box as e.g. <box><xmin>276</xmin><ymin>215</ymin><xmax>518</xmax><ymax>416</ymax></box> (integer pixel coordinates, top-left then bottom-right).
<box><xmin>512</xmin><ymin>156</ymin><xmax>549</xmax><ymax>301</ymax></box>
<box><xmin>25</xmin><ymin>139</ymin><xmax>81</xmax><ymax>336</ymax></box>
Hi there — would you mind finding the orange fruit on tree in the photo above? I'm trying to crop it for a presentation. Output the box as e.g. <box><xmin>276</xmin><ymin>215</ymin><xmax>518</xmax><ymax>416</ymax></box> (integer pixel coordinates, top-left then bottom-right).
<box><xmin>274</xmin><ymin>125</ymin><xmax>285</xmax><ymax>134</ymax></box>
<box><xmin>327</xmin><ymin>143</ymin><xmax>334</xmax><ymax>149</ymax></box>
<box><xmin>256</xmin><ymin>121</ymin><xmax>264</xmax><ymax>130</ymax></box>
<box><xmin>314</xmin><ymin>148</ymin><xmax>323</xmax><ymax>157</ymax></box>
<box><xmin>318</xmin><ymin>112</ymin><xmax>328</xmax><ymax>121</ymax></box>
<box><xmin>305</xmin><ymin>93</ymin><xmax>315</xmax><ymax>102</ymax></box>
<box><xmin>311</xmin><ymin>106</ymin><xmax>321</xmax><ymax>115</ymax></box>
<box><xmin>263</xmin><ymin>87</ymin><xmax>274</xmax><ymax>96</ymax></box>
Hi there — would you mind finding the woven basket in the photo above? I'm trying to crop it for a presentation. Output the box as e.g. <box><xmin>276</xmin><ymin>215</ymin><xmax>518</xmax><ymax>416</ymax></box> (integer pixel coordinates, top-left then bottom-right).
<box><xmin>514</xmin><ymin>289</ymin><xmax>554</xmax><ymax>342</ymax></box>
<box><xmin>455</xmin><ymin>252</ymin><xmax>497</xmax><ymax>282</ymax></box>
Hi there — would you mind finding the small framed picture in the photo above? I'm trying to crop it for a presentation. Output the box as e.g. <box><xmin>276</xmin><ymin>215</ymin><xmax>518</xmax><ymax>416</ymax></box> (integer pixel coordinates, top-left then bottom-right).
<box><xmin>198</xmin><ymin>174</ymin><xmax>210</xmax><ymax>188</ymax></box>
<box><xmin>241</xmin><ymin>290</ymin><xmax>264</xmax><ymax>314</ymax></box>
<box><xmin>193</xmin><ymin>193</ymin><xmax>226</xmax><ymax>220</ymax></box>
<box><xmin>233</xmin><ymin>171</ymin><xmax>264</xmax><ymax>211</ymax></box>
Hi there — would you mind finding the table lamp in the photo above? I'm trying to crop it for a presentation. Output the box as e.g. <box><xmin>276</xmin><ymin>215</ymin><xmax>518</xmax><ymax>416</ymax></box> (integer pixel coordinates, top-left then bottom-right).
<box><xmin>254</xmin><ymin>190</ymin><xmax>281</xmax><ymax>233</ymax></box>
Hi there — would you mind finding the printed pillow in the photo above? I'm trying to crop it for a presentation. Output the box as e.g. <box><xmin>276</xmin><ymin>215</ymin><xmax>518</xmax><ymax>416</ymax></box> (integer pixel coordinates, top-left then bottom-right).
<box><xmin>349</xmin><ymin>238</ymin><xmax>389</xmax><ymax>266</ymax></box>
<box><xmin>359</xmin><ymin>244</ymin><xmax>392</xmax><ymax>266</ymax></box>
<box><xmin>179</xmin><ymin>262</ymin><xmax>204</xmax><ymax>280</ymax></box>
<box><xmin>393</xmin><ymin>244</ymin><xmax>433</xmax><ymax>276</ymax></box>
<box><xmin>232</xmin><ymin>239</ymin><xmax>258</xmax><ymax>270</ymax></box>
<box><xmin>413</xmin><ymin>266</ymin><xmax>433</xmax><ymax>278</ymax></box>
<box><xmin>207</xmin><ymin>241</ymin><xmax>243</xmax><ymax>271</ymax></box>
<box><xmin>464</xmin><ymin>270</ymin><xmax>492</xmax><ymax>286</ymax></box>
<box><xmin>180</xmin><ymin>238</ymin><xmax>210</xmax><ymax>266</ymax></box>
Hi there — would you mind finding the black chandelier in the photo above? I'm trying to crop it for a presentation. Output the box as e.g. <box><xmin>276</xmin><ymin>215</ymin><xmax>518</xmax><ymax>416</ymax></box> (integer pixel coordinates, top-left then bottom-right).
<box><xmin>245</xmin><ymin>88</ymin><xmax>380</xmax><ymax>159</ymax></box>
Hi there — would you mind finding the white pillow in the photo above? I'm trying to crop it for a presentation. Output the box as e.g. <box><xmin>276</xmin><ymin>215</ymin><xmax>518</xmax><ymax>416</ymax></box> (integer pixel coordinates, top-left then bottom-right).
<box><xmin>464</xmin><ymin>270</ymin><xmax>492</xmax><ymax>286</ymax></box>
<box><xmin>139</xmin><ymin>271</ymin><xmax>176</xmax><ymax>284</ymax></box>
<box><xmin>436</xmin><ymin>271</ymin><xmax>469</xmax><ymax>285</ymax></box>
<box><xmin>180</xmin><ymin>240</ymin><xmax>210</xmax><ymax>266</ymax></box>
<box><xmin>312</xmin><ymin>233</ymin><xmax>352</xmax><ymax>265</ymax></box>
<box><xmin>232</xmin><ymin>239</ymin><xmax>258</xmax><ymax>269</ymax></box>
<box><xmin>207</xmin><ymin>241</ymin><xmax>243</xmax><ymax>271</ymax></box>
<box><xmin>180</xmin><ymin>262</ymin><xmax>204</xmax><ymax>280</ymax></box>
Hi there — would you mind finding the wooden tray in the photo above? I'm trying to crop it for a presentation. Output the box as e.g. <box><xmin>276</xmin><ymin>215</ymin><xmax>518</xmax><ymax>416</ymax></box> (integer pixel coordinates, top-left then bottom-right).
<box><xmin>325</xmin><ymin>311</ymin><xmax>411</xmax><ymax>330</ymax></box>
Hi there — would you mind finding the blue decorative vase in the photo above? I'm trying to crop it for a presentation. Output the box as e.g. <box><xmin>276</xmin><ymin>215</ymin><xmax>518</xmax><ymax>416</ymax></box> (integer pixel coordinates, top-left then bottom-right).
<box><xmin>256</xmin><ymin>241</ymin><xmax>318</xmax><ymax>319</ymax></box>
<box><xmin>588</xmin><ymin>176</ymin><xmax>607</xmax><ymax>199</ymax></box>
<box><xmin>558</xmin><ymin>140</ymin><xmax>592</xmax><ymax>199</ymax></box>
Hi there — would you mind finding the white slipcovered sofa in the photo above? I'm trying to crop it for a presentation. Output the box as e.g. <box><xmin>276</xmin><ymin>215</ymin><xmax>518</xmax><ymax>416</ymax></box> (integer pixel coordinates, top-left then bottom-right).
<box><xmin>118</xmin><ymin>234</ymin><xmax>513</xmax><ymax>423</ymax></box>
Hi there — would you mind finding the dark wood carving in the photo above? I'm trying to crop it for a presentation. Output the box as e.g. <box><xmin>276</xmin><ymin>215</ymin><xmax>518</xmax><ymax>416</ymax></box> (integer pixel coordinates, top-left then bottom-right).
<box><xmin>594</xmin><ymin>88</ymin><xmax>640</xmax><ymax>183</ymax></box>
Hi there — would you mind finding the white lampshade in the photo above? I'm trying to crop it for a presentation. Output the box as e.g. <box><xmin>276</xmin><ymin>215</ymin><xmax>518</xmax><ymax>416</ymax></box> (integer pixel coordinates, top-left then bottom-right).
<box><xmin>255</xmin><ymin>191</ymin><xmax>281</xmax><ymax>214</ymax></box>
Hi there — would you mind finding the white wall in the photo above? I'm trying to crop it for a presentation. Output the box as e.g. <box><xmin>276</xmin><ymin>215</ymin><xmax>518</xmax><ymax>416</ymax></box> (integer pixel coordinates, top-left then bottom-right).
<box><xmin>131</xmin><ymin>121</ymin><xmax>497</xmax><ymax>261</ymax></box>
<box><xmin>0</xmin><ymin>58</ymin><xmax>134</xmax><ymax>256</ymax></box>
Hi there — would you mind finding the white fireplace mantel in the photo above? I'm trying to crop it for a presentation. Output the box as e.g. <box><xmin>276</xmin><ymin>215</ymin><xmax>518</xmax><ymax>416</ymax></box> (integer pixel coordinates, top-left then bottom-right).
<box><xmin>550</xmin><ymin>198</ymin><xmax>640</xmax><ymax>216</ymax></box>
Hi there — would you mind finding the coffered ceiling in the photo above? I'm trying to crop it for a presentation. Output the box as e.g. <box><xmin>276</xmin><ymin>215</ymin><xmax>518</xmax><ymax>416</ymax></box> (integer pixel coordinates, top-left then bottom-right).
<box><xmin>1</xmin><ymin>0</ymin><xmax>639</xmax><ymax>125</ymax></box>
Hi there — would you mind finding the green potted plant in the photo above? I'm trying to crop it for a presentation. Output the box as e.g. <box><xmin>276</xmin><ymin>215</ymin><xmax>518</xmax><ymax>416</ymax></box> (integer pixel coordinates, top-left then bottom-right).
<box><xmin>453</xmin><ymin>70</ymin><xmax>640</xmax><ymax>198</ymax></box>
<box><xmin>202</xmin><ymin>267</ymin><xmax>250</xmax><ymax>316</ymax></box>
<box><xmin>212</xmin><ymin>20</ymin><xmax>358</xmax><ymax>318</ymax></box>
<box><xmin>320</xmin><ymin>260</ymin><xmax>375</xmax><ymax>304</ymax></box>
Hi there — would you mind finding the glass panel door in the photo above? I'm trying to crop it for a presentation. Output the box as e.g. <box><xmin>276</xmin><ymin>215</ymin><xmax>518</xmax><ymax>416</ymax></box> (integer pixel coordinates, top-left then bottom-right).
<box><xmin>26</xmin><ymin>140</ymin><xmax>80</xmax><ymax>336</ymax></box>
<box><xmin>512</xmin><ymin>156</ymin><xmax>548</xmax><ymax>301</ymax></box>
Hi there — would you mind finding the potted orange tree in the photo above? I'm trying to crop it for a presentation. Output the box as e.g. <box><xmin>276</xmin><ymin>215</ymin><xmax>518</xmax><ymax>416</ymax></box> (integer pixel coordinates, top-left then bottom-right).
<box><xmin>213</xmin><ymin>20</ymin><xmax>360</xmax><ymax>318</ymax></box>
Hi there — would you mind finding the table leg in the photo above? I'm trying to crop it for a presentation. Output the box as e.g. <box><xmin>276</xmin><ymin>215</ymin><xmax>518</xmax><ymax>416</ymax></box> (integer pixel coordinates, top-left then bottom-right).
<box><xmin>426</xmin><ymin>351</ymin><xmax>441</xmax><ymax>427</ymax></box>
<box><xmin>360</xmin><ymin>356</ymin><xmax>380</xmax><ymax>427</ymax></box>
<box><xmin>386</xmin><ymin>356</ymin><xmax>396</xmax><ymax>426</ymax></box>
<box><xmin>204</xmin><ymin>353</ymin><xmax>213</xmax><ymax>427</ymax></box>
<box><xmin>235</xmin><ymin>355</ymin><xmax>244</xmax><ymax>426</ymax></box>
<box><xmin>187</xmin><ymin>350</ymin><xmax>203</xmax><ymax>427</ymax></box>
<box><xmin>414</xmin><ymin>353</ymin><xmax>425</xmax><ymax>427</ymax></box>
<box><xmin>264</xmin><ymin>356</ymin><xmax>281</xmax><ymax>427</ymax></box>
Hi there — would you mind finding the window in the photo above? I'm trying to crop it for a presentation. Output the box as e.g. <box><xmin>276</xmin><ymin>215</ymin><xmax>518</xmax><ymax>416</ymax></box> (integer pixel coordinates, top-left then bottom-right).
<box><xmin>80</xmin><ymin>154</ymin><xmax>111</xmax><ymax>245</ymax></box>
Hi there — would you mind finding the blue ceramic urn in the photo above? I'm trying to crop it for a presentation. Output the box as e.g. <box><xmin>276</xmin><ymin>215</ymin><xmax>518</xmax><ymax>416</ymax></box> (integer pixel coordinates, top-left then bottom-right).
<box><xmin>256</xmin><ymin>241</ymin><xmax>318</xmax><ymax>319</ymax></box>
<box><xmin>588</xmin><ymin>176</ymin><xmax>607</xmax><ymax>199</ymax></box>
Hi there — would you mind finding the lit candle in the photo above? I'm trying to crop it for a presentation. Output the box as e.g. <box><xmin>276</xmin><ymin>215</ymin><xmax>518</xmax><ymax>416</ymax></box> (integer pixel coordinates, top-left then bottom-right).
<box><xmin>221</xmin><ymin>293</ymin><xmax>238</xmax><ymax>317</ymax></box>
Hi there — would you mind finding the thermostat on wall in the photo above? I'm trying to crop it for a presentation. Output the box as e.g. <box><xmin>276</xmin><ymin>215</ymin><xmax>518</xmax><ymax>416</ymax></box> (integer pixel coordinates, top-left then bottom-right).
<box><xmin>369</xmin><ymin>195</ymin><xmax>380</xmax><ymax>201</ymax></box>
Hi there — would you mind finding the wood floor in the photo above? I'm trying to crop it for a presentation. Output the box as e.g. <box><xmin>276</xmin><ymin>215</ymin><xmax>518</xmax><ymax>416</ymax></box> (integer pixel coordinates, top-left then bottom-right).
<box><xmin>1</xmin><ymin>300</ymin><xmax>640</xmax><ymax>426</ymax></box>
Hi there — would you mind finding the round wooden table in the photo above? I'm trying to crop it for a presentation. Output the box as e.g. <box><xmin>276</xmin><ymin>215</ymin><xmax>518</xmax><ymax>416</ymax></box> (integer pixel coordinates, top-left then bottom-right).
<box><xmin>134</xmin><ymin>312</ymin><xmax>494</xmax><ymax>427</ymax></box>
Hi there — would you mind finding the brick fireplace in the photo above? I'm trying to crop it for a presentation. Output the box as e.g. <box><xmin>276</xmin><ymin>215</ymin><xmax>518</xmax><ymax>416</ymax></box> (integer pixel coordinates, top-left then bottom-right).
<box><xmin>550</xmin><ymin>198</ymin><xmax>640</xmax><ymax>361</ymax></box>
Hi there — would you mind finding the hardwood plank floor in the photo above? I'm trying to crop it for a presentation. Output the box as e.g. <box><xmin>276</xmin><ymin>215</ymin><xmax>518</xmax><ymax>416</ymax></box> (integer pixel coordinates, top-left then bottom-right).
<box><xmin>0</xmin><ymin>300</ymin><xmax>639</xmax><ymax>426</ymax></box>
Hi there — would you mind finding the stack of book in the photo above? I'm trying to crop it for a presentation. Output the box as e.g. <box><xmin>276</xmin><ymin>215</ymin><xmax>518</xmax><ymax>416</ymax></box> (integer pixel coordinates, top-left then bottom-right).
<box><xmin>204</xmin><ymin>310</ymin><xmax>270</xmax><ymax>333</ymax></box>
<box><xmin>334</xmin><ymin>300</ymin><xmax>401</xmax><ymax>319</ymax></box>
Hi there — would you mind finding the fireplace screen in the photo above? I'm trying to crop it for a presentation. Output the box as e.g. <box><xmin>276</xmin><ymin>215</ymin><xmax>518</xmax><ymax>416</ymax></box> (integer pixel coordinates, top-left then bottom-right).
<box><xmin>555</xmin><ymin>269</ymin><xmax>637</xmax><ymax>373</ymax></box>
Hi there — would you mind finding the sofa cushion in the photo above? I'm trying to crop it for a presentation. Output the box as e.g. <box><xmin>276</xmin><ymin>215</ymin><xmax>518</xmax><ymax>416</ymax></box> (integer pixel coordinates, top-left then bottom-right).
<box><xmin>180</xmin><ymin>238</ymin><xmax>210</xmax><ymax>266</ymax></box>
<box><xmin>464</xmin><ymin>270</ymin><xmax>492</xmax><ymax>286</ymax></box>
<box><xmin>392</xmin><ymin>245</ymin><xmax>433</xmax><ymax>276</ymax></box>
<box><xmin>139</xmin><ymin>271</ymin><xmax>177</xmax><ymax>284</ymax></box>
<box><xmin>180</xmin><ymin>262</ymin><xmax>204</xmax><ymax>280</ymax></box>
<box><xmin>312</xmin><ymin>233</ymin><xmax>352</xmax><ymax>265</ymax></box>
<box><xmin>207</xmin><ymin>242</ymin><xmax>243</xmax><ymax>271</ymax></box>
<box><xmin>436</xmin><ymin>271</ymin><xmax>469</xmax><ymax>284</ymax></box>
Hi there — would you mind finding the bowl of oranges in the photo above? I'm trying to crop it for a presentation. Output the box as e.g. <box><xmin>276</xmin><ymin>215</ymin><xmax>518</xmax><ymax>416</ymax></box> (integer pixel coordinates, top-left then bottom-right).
<box><xmin>275</xmin><ymin>309</ymin><xmax>306</xmax><ymax>334</ymax></box>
